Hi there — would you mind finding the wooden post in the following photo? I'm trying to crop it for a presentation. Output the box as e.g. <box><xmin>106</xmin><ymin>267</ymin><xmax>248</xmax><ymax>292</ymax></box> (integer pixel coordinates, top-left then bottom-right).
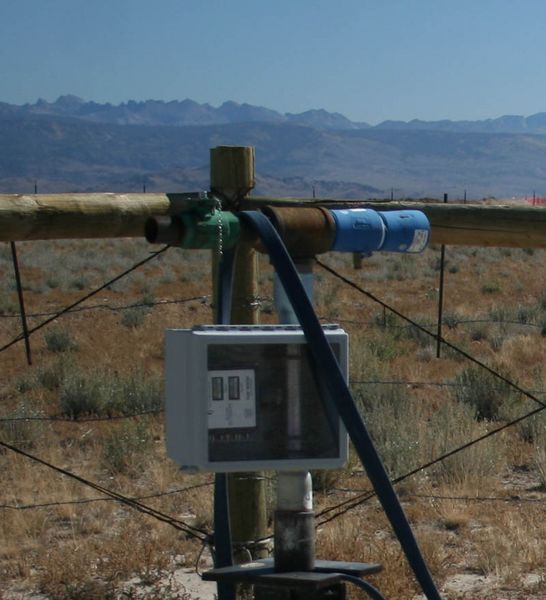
<box><xmin>10</xmin><ymin>242</ymin><xmax>32</xmax><ymax>365</ymax></box>
<box><xmin>436</xmin><ymin>193</ymin><xmax>448</xmax><ymax>358</ymax></box>
<box><xmin>210</xmin><ymin>146</ymin><xmax>268</xmax><ymax>562</ymax></box>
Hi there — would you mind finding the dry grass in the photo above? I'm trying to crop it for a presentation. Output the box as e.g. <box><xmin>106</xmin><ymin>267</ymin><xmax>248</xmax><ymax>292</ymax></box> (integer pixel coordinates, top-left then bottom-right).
<box><xmin>0</xmin><ymin>239</ymin><xmax>545</xmax><ymax>598</ymax></box>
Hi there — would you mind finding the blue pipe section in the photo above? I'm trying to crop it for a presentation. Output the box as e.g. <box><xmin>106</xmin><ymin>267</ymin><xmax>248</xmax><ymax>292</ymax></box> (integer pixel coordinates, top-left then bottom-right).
<box><xmin>239</xmin><ymin>210</ymin><xmax>442</xmax><ymax>600</ymax></box>
<box><xmin>331</xmin><ymin>209</ymin><xmax>430</xmax><ymax>254</ymax></box>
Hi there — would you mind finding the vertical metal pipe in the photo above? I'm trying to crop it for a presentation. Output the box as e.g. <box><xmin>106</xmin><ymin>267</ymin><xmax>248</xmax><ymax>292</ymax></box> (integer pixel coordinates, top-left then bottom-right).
<box><xmin>436</xmin><ymin>193</ymin><xmax>448</xmax><ymax>358</ymax></box>
<box><xmin>10</xmin><ymin>242</ymin><xmax>32</xmax><ymax>365</ymax></box>
<box><xmin>274</xmin><ymin>472</ymin><xmax>315</xmax><ymax>572</ymax></box>
<box><xmin>273</xmin><ymin>262</ymin><xmax>315</xmax><ymax>572</ymax></box>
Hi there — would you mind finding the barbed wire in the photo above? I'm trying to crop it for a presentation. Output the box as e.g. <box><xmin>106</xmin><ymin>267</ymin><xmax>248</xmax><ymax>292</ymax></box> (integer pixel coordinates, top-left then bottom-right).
<box><xmin>0</xmin><ymin>438</ymin><xmax>211</xmax><ymax>541</ymax></box>
<box><xmin>0</xmin><ymin>295</ymin><xmax>210</xmax><ymax>319</ymax></box>
<box><xmin>315</xmin><ymin>402</ymin><xmax>546</xmax><ymax>526</ymax></box>
<box><xmin>316</xmin><ymin>258</ymin><xmax>546</xmax><ymax>411</ymax></box>
<box><xmin>0</xmin><ymin>480</ymin><xmax>213</xmax><ymax>511</ymax></box>
<box><xmin>350</xmin><ymin>379</ymin><xmax>546</xmax><ymax>394</ymax></box>
<box><xmin>2</xmin><ymin>246</ymin><xmax>543</xmax><ymax>552</ymax></box>
<box><xmin>309</xmin><ymin>257</ymin><xmax>546</xmax><ymax>528</ymax></box>
<box><xmin>0</xmin><ymin>409</ymin><xmax>163</xmax><ymax>423</ymax></box>
<box><xmin>329</xmin><ymin>315</ymin><xmax>545</xmax><ymax>330</ymax></box>
<box><xmin>0</xmin><ymin>245</ymin><xmax>170</xmax><ymax>356</ymax></box>
<box><xmin>328</xmin><ymin>490</ymin><xmax>546</xmax><ymax>505</ymax></box>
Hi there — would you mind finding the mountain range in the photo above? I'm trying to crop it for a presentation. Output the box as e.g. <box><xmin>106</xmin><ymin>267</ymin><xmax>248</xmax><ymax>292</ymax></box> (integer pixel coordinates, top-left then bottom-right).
<box><xmin>1</xmin><ymin>96</ymin><xmax>546</xmax><ymax>198</ymax></box>
<box><xmin>5</xmin><ymin>95</ymin><xmax>546</xmax><ymax>135</ymax></box>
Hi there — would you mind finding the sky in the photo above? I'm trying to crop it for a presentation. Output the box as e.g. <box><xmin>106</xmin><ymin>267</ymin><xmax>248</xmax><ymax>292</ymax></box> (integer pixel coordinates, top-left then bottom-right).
<box><xmin>2</xmin><ymin>1</ymin><xmax>546</xmax><ymax>124</ymax></box>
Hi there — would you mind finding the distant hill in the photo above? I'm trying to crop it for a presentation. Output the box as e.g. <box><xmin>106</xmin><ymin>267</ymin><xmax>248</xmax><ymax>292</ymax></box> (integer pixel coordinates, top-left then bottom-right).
<box><xmin>1</xmin><ymin>97</ymin><xmax>546</xmax><ymax>197</ymax></box>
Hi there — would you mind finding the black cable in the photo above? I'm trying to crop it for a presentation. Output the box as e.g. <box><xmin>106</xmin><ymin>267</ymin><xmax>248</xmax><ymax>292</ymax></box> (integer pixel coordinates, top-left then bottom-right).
<box><xmin>0</xmin><ymin>438</ymin><xmax>210</xmax><ymax>541</ymax></box>
<box><xmin>316</xmin><ymin>258</ymin><xmax>546</xmax><ymax>411</ymax></box>
<box><xmin>340</xmin><ymin>574</ymin><xmax>388</xmax><ymax>600</ymax></box>
<box><xmin>0</xmin><ymin>480</ymin><xmax>213</xmax><ymax>510</ymax></box>
<box><xmin>0</xmin><ymin>245</ymin><xmax>169</xmax><ymax>355</ymax></box>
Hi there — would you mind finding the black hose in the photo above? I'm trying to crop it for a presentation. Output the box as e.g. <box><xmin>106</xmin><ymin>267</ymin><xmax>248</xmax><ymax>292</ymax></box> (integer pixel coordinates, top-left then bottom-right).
<box><xmin>340</xmin><ymin>574</ymin><xmax>388</xmax><ymax>600</ymax></box>
<box><xmin>239</xmin><ymin>210</ymin><xmax>442</xmax><ymax>600</ymax></box>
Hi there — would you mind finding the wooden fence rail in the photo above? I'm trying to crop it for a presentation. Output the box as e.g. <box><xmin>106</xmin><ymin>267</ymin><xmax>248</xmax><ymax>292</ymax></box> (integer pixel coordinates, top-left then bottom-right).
<box><xmin>1</xmin><ymin>193</ymin><xmax>546</xmax><ymax>248</ymax></box>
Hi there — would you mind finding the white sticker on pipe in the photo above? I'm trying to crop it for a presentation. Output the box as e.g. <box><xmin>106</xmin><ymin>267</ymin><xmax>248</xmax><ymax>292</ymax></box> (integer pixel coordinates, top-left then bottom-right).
<box><xmin>407</xmin><ymin>229</ymin><xmax>429</xmax><ymax>253</ymax></box>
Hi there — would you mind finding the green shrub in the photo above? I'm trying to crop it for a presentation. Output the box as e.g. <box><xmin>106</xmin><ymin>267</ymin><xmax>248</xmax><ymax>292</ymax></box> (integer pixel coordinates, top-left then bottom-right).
<box><xmin>36</xmin><ymin>360</ymin><xmax>69</xmax><ymax>390</ymax></box>
<box><xmin>489</xmin><ymin>305</ymin><xmax>508</xmax><ymax>322</ymax></box>
<box><xmin>69</xmin><ymin>276</ymin><xmax>89</xmax><ymax>290</ymax></box>
<box><xmin>515</xmin><ymin>305</ymin><xmax>538</xmax><ymax>324</ymax></box>
<box><xmin>428</xmin><ymin>401</ymin><xmax>507</xmax><ymax>486</ymax></box>
<box><xmin>0</xmin><ymin>294</ymin><xmax>17</xmax><ymax>315</ymax></box>
<box><xmin>0</xmin><ymin>403</ymin><xmax>47</xmax><ymax>449</ymax></box>
<box><xmin>356</xmin><ymin>385</ymin><xmax>507</xmax><ymax>486</ymax></box>
<box><xmin>469</xmin><ymin>324</ymin><xmax>489</xmax><ymax>342</ymax></box>
<box><xmin>443</xmin><ymin>311</ymin><xmax>463</xmax><ymax>329</ymax></box>
<box><xmin>44</xmin><ymin>328</ymin><xmax>78</xmax><ymax>353</ymax></box>
<box><xmin>101</xmin><ymin>421</ymin><xmax>153</xmax><ymax>475</ymax></box>
<box><xmin>58</xmin><ymin>368</ymin><xmax>163</xmax><ymax>419</ymax></box>
<box><xmin>121</xmin><ymin>307</ymin><xmax>148</xmax><ymax>328</ymax></box>
<box><xmin>372</xmin><ymin>310</ymin><xmax>400</xmax><ymax>329</ymax></box>
<box><xmin>15</xmin><ymin>372</ymin><xmax>39</xmax><ymax>393</ymax></box>
<box><xmin>59</xmin><ymin>373</ymin><xmax>104</xmax><ymax>419</ymax></box>
<box><xmin>452</xmin><ymin>366</ymin><xmax>517</xmax><ymax>420</ymax></box>
<box><xmin>404</xmin><ymin>323</ymin><xmax>434</xmax><ymax>348</ymax></box>
<box><xmin>356</xmin><ymin>384</ymin><xmax>419</xmax><ymax>479</ymax></box>
<box><xmin>481</xmin><ymin>282</ymin><xmax>501</xmax><ymax>294</ymax></box>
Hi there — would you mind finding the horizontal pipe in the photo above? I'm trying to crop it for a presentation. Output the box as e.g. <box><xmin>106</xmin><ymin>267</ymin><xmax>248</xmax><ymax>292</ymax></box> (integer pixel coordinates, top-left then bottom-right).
<box><xmin>1</xmin><ymin>193</ymin><xmax>546</xmax><ymax>248</ymax></box>
<box><xmin>0</xmin><ymin>193</ymin><xmax>186</xmax><ymax>241</ymax></box>
<box><xmin>251</xmin><ymin>197</ymin><xmax>546</xmax><ymax>249</ymax></box>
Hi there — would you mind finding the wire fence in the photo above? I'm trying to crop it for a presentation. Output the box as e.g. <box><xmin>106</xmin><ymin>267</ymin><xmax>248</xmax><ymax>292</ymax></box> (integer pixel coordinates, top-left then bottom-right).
<box><xmin>0</xmin><ymin>480</ymin><xmax>213</xmax><ymax>511</ymax></box>
<box><xmin>0</xmin><ymin>295</ymin><xmax>211</xmax><ymax>320</ymax></box>
<box><xmin>0</xmin><ymin>245</ymin><xmax>170</xmax><ymax>355</ymax></box>
<box><xmin>1</xmin><ymin>239</ymin><xmax>544</xmax><ymax>556</ymax></box>
<box><xmin>0</xmin><ymin>438</ymin><xmax>211</xmax><ymax>542</ymax></box>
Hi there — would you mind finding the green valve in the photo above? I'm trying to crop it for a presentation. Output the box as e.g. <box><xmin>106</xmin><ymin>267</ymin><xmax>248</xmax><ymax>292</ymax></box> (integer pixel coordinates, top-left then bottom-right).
<box><xmin>145</xmin><ymin>192</ymin><xmax>241</xmax><ymax>249</ymax></box>
<box><xmin>181</xmin><ymin>209</ymin><xmax>240</xmax><ymax>250</ymax></box>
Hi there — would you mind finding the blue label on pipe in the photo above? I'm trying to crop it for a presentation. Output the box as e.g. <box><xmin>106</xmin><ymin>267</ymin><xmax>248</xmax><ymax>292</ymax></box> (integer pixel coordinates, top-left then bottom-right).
<box><xmin>330</xmin><ymin>209</ymin><xmax>430</xmax><ymax>254</ymax></box>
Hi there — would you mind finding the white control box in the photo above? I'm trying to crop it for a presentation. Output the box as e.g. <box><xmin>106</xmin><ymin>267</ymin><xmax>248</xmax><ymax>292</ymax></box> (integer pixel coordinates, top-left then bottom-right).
<box><xmin>166</xmin><ymin>325</ymin><xmax>349</xmax><ymax>472</ymax></box>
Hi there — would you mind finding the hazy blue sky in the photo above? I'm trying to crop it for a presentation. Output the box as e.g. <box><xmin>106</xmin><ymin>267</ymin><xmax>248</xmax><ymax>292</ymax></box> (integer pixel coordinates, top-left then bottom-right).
<box><xmin>2</xmin><ymin>1</ymin><xmax>546</xmax><ymax>124</ymax></box>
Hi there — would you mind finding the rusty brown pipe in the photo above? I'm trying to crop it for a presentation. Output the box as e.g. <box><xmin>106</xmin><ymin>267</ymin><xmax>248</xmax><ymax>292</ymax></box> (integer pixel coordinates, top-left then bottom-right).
<box><xmin>259</xmin><ymin>206</ymin><xmax>336</xmax><ymax>257</ymax></box>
